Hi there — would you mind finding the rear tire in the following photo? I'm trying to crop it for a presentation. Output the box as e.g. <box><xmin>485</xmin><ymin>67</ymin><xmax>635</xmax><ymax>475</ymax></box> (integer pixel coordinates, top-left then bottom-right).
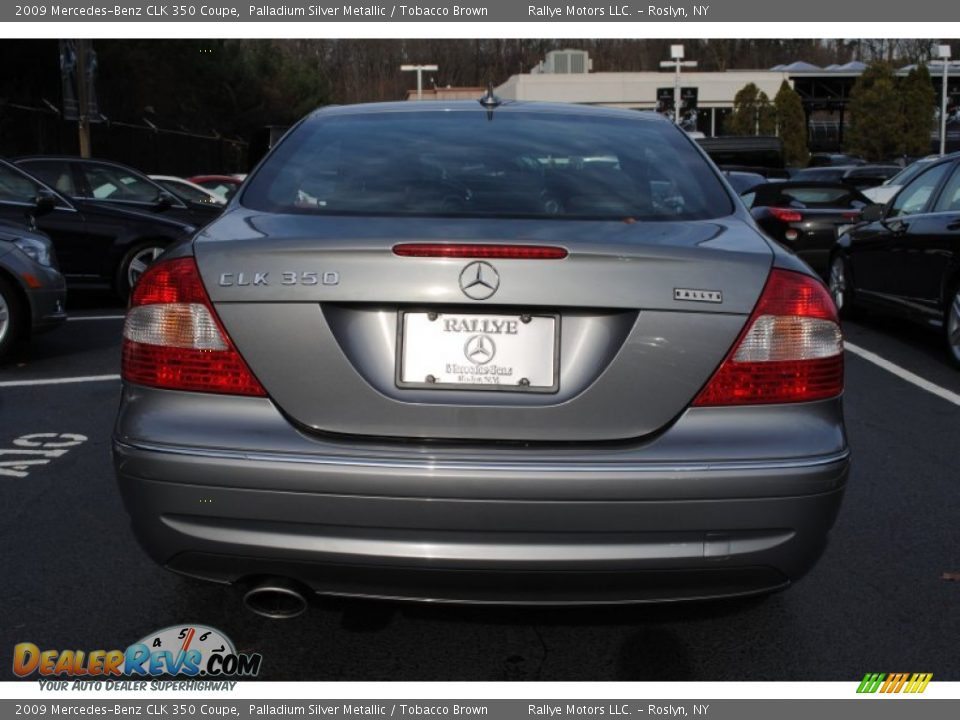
<box><xmin>945</xmin><ymin>283</ymin><xmax>960</xmax><ymax>368</ymax></box>
<box><xmin>116</xmin><ymin>242</ymin><xmax>166</xmax><ymax>301</ymax></box>
<box><xmin>0</xmin><ymin>276</ymin><xmax>25</xmax><ymax>363</ymax></box>
<box><xmin>828</xmin><ymin>254</ymin><xmax>857</xmax><ymax>320</ymax></box>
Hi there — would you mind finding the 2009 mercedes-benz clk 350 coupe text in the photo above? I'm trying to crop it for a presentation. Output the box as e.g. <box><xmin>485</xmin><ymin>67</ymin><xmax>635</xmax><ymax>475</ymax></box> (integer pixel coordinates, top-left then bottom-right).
<box><xmin>113</xmin><ymin>100</ymin><xmax>849</xmax><ymax>611</ymax></box>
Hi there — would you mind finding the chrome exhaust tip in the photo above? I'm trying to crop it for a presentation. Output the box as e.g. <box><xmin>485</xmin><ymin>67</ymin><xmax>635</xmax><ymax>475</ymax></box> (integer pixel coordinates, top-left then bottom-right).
<box><xmin>242</xmin><ymin>579</ymin><xmax>309</xmax><ymax>619</ymax></box>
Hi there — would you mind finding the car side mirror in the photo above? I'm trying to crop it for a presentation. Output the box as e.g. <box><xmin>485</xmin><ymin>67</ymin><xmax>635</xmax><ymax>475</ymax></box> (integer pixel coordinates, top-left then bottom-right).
<box><xmin>33</xmin><ymin>189</ymin><xmax>58</xmax><ymax>216</ymax></box>
<box><xmin>155</xmin><ymin>191</ymin><xmax>175</xmax><ymax>210</ymax></box>
<box><xmin>861</xmin><ymin>203</ymin><xmax>885</xmax><ymax>223</ymax></box>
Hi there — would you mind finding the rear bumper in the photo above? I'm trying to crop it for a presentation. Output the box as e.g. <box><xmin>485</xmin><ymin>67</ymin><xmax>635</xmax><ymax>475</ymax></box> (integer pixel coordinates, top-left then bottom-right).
<box><xmin>113</xmin><ymin>388</ymin><xmax>849</xmax><ymax>604</ymax></box>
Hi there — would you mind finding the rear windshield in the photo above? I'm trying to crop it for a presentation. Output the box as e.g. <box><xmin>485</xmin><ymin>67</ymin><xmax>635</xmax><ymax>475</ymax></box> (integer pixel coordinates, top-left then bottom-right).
<box><xmin>242</xmin><ymin>110</ymin><xmax>733</xmax><ymax>221</ymax></box>
<box><xmin>744</xmin><ymin>184</ymin><xmax>870</xmax><ymax>209</ymax></box>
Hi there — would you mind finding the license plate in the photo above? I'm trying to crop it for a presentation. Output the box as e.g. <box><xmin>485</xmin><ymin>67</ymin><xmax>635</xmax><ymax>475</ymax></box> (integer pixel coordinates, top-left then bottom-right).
<box><xmin>398</xmin><ymin>312</ymin><xmax>558</xmax><ymax>392</ymax></box>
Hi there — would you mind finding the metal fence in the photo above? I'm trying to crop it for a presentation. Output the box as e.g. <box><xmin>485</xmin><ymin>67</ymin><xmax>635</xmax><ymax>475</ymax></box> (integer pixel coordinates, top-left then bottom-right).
<box><xmin>0</xmin><ymin>102</ymin><xmax>247</xmax><ymax>176</ymax></box>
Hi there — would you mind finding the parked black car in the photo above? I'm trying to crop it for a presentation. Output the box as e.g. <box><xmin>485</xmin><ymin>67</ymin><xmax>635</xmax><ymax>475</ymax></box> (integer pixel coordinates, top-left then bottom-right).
<box><xmin>696</xmin><ymin>136</ymin><xmax>786</xmax><ymax>175</ymax></box>
<box><xmin>830</xmin><ymin>152</ymin><xmax>960</xmax><ymax>365</ymax></box>
<box><xmin>14</xmin><ymin>156</ymin><xmax>222</xmax><ymax>227</ymax></box>
<box><xmin>0</xmin><ymin>218</ymin><xmax>66</xmax><ymax>361</ymax></box>
<box><xmin>742</xmin><ymin>181</ymin><xmax>871</xmax><ymax>278</ymax></box>
<box><xmin>0</xmin><ymin>158</ymin><xmax>196</xmax><ymax>299</ymax></box>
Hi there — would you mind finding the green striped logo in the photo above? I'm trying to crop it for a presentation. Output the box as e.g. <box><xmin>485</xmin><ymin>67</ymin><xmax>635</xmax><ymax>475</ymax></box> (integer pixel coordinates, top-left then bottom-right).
<box><xmin>857</xmin><ymin>672</ymin><xmax>932</xmax><ymax>694</ymax></box>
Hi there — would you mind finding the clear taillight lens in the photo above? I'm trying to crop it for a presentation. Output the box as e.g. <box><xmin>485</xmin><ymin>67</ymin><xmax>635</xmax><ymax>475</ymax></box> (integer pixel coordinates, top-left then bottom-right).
<box><xmin>693</xmin><ymin>269</ymin><xmax>843</xmax><ymax>406</ymax></box>
<box><xmin>121</xmin><ymin>258</ymin><xmax>266</xmax><ymax>397</ymax></box>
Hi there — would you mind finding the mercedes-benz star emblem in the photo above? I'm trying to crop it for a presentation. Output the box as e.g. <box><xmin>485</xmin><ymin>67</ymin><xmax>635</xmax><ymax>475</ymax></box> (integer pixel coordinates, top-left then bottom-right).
<box><xmin>459</xmin><ymin>261</ymin><xmax>500</xmax><ymax>300</ymax></box>
<box><xmin>464</xmin><ymin>334</ymin><xmax>496</xmax><ymax>365</ymax></box>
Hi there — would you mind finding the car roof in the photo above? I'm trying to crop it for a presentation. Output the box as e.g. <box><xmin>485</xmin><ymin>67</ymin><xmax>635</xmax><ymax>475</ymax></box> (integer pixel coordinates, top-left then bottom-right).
<box><xmin>307</xmin><ymin>100</ymin><xmax>672</xmax><ymax>123</ymax></box>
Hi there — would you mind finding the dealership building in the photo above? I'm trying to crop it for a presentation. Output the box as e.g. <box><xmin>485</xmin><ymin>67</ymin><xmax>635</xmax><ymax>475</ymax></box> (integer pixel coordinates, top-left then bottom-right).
<box><xmin>489</xmin><ymin>50</ymin><xmax>960</xmax><ymax>150</ymax></box>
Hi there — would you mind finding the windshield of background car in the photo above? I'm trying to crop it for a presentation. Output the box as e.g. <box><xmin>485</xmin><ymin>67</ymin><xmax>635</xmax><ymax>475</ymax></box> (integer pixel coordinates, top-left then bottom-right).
<box><xmin>889</xmin><ymin>162</ymin><xmax>951</xmax><ymax>218</ymax></box>
<box><xmin>744</xmin><ymin>184</ymin><xmax>870</xmax><ymax>209</ymax></box>
<box><xmin>81</xmin><ymin>165</ymin><xmax>162</xmax><ymax>203</ymax></box>
<box><xmin>160</xmin><ymin>180</ymin><xmax>216</xmax><ymax>204</ymax></box>
<box><xmin>886</xmin><ymin>159</ymin><xmax>934</xmax><ymax>187</ymax></box>
<box><xmin>0</xmin><ymin>162</ymin><xmax>44</xmax><ymax>204</ymax></box>
<box><xmin>197</xmin><ymin>181</ymin><xmax>237</xmax><ymax>200</ymax></box>
<box><xmin>243</xmin><ymin>110</ymin><xmax>734</xmax><ymax>221</ymax></box>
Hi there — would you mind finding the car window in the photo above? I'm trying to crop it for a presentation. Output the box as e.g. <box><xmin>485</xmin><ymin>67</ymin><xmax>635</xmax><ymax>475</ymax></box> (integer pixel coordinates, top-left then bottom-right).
<box><xmin>792</xmin><ymin>169</ymin><xmax>842</xmax><ymax>183</ymax></box>
<box><xmin>159</xmin><ymin>179</ymin><xmax>215</xmax><ymax>204</ymax></box>
<box><xmin>197</xmin><ymin>182</ymin><xmax>235</xmax><ymax>200</ymax></box>
<box><xmin>748</xmin><ymin>184</ymin><xmax>868</xmax><ymax>209</ymax></box>
<box><xmin>886</xmin><ymin>160</ymin><xmax>934</xmax><ymax>187</ymax></box>
<box><xmin>244</xmin><ymin>111</ymin><xmax>734</xmax><ymax>221</ymax></box>
<box><xmin>80</xmin><ymin>164</ymin><xmax>161</xmax><ymax>203</ymax></box>
<box><xmin>889</xmin><ymin>163</ymin><xmax>950</xmax><ymax>218</ymax></box>
<box><xmin>933</xmin><ymin>164</ymin><xmax>960</xmax><ymax>213</ymax></box>
<box><xmin>18</xmin><ymin>160</ymin><xmax>77</xmax><ymax>196</ymax></box>
<box><xmin>0</xmin><ymin>165</ymin><xmax>47</xmax><ymax>204</ymax></box>
<box><xmin>0</xmin><ymin>163</ymin><xmax>44</xmax><ymax>204</ymax></box>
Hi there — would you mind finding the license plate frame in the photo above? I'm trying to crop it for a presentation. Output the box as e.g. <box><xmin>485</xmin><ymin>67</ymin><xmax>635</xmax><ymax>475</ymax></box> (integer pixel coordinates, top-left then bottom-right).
<box><xmin>396</xmin><ymin>310</ymin><xmax>560</xmax><ymax>393</ymax></box>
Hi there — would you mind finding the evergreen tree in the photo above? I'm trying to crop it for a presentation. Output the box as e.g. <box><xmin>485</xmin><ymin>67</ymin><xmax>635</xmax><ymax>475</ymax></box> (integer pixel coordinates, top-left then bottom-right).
<box><xmin>758</xmin><ymin>91</ymin><xmax>777</xmax><ymax>135</ymax></box>
<box><xmin>728</xmin><ymin>83</ymin><xmax>776</xmax><ymax>136</ymax></box>
<box><xmin>899</xmin><ymin>64</ymin><xmax>936</xmax><ymax>157</ymax></box>
<box><xmin>847</xmin><ymin>61</ymin><xmax>902</xmax><ymax>161</ymax></box>
<box><xmin>727</xmin><ymin>83</ymin><xmax>762</xmax><ymax>135</ymax></box>
<box><xmin>774</xmin><ymin>80</ymin><xmax>809</xmax><ymax>167</ymax></box>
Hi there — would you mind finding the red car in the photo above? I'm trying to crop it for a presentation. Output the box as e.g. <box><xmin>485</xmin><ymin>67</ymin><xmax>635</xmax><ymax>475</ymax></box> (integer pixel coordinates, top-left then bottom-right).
<box><xmin>187</xmin><ymin>174</ymin><xmax>244</xmax><ymax>201</ymax></box>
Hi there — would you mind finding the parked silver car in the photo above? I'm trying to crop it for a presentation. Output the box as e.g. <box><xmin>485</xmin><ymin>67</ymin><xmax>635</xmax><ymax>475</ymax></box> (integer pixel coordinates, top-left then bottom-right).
<box><xmin>112</xmin><ymin>101</ymin><xmax>849</xmax><ymax>613</ymax></box>
<box><xmin>0</xmin><ymin>219</ymin><xmax>66</xmax><ymax>362</ymax></box>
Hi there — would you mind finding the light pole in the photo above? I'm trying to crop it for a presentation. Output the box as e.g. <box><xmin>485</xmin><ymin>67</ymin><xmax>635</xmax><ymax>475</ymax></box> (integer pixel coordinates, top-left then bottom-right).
<box><xmin>659</xmin><ymin>45</ymin><xmax>697</xmax><ymax>125</ymax></box>
<box><xmin>937</xmin><ymin>45</ymin><xmax>951</xmax><ymax>156</ymax></box>
<box><xmin>401</xmin><ymin>64</ymin><xmax>439</xmax><ymax>101</ymax></box>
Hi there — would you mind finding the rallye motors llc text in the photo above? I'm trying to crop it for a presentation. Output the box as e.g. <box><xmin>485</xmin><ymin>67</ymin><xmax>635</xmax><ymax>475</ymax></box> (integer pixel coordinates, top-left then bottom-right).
<box><xmin>530</xmin><ymin>707</ymin><xmax>708</xmax><ymax>717</ymax></box>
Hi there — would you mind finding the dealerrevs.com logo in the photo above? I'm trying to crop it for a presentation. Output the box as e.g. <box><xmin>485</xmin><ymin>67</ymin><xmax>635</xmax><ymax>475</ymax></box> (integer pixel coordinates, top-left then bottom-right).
<box><xmin>856</xmin><ymin>673</ymin><xmax>933</xmax><ymax>694</ymax></box>
<box><xmin>13</xmin><ymin>625</ymin><xmax>262</xmax><ymax>680</ymax></box>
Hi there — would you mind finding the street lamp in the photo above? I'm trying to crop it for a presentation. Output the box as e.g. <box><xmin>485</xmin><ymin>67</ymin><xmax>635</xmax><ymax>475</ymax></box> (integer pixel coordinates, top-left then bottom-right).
<box><xmin>401</xmin><ymin>64</ymin><xmax>439</xmax><ymax>101</ymax></box>
<box><xmin>660</xmin><ymin>44</ymin><xmax>697</xmax><ymax>125</ymax></box>
<box><xmin>938</xmin><ymin>45</ymin><xmax>951</xmax><ymax>156</ymax></box>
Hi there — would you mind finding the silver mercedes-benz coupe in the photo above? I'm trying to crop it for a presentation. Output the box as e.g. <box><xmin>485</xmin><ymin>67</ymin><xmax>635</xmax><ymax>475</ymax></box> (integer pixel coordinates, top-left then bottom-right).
<box><xmin>112</xmin><ymin>100</ymin><xmax>849</xmax><ymax>615</ymax></box>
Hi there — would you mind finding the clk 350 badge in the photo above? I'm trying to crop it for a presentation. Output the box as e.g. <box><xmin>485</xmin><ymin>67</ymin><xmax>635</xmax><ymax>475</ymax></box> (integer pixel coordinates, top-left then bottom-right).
<box><xmin>218</xmin><ymin>271</ymin><xmax>340</xmax><ymax>287</ymax></box>
<box><xmin>674</xmin><ymin>288</ymin><xmax>722</xmax><ymax>303</ymax></box>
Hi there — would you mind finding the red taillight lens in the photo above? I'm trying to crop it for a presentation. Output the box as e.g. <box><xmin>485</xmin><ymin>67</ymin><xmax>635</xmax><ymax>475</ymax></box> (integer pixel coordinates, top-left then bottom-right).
<box><xmin>122</xmin><ymin>257</ymin><xmax>267</xmax><ymax>396</ymax></box>
<box><xmin>693</xmin><ymin>269</ymin><xmax>843</xmax><ymax>406</ymax></box>
<box><xmin>768</xmin><ymin>207</ymin><xmax>804</xmax><ymax>223</ymax></box>
<box><xmin>393</xmin><ymin>243</ymin><xmax>568</xmax><ymax>259</ymax></box>
<box><xmin>842</xmin><ymin>211</ymin><xmax>862</xmax><ymax>221</ymax></box>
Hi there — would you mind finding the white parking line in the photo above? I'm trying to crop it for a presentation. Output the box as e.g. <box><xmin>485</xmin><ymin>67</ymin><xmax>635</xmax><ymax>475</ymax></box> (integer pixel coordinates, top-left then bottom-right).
<box><xmin>845</xmin><ymin>342</ymin><xmax>960</xmax><ymax>408</ymax></box>
<box><xmin>66</xmin><ymin>315</ymin><xmax>125</xmax><ymax>322</ymax></box>
<box><xmin>0</xmin><ymin>374</ymin><xmax>121</xmax><ymax>388</ymax></box>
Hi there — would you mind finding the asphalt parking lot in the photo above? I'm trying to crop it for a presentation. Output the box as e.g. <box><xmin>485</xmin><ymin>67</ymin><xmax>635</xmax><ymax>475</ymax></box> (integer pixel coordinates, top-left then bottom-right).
<box><xmin>1</xmin><ymin>292</ymin><xmax>958</xmax><ymax>682</ymax></box>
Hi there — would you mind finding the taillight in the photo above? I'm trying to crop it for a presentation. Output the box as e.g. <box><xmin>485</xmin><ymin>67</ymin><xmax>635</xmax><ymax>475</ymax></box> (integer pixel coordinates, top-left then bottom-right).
<box><xmin>393</xmin><ymin>243</ymin><xmax>568</xmax><ymax>259</ymax></box>
<box><xmin>768</xmin><ymin>207</ymin><xmax>804</xmax><ymax>223</ymax></box>
<box><xmin>693</xmin><ymin>269</ymin><xmax>843</xmax><ymax>406</ymax></box>
<box><xmin>121</xmin><ymin>257</ymin><xmax>267</xmax><ymax>396</ymax></box>
<box><xmin>842</xmin><ymin>211</ymin><xmax>861</xmax><ymax>221</ymax></box>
